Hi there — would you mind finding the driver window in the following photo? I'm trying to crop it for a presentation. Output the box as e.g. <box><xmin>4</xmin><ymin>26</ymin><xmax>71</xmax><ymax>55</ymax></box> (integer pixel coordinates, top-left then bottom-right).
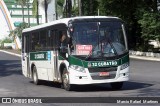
<box><xmin>59</xmin><ymin>31</ymin><xmax>67</xmax><ymax>45</ymax></box>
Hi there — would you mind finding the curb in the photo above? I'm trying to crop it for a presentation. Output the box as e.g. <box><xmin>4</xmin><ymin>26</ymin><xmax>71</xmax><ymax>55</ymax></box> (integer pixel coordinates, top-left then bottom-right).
<box><xmin>129</xmin><ymin>50</ymin><xmax>160</xmax><ymax>61</ymax></box>
<box><xmin>129</xmin><ymin>50</ymin><xmax>160</xmax><ymax>58</ymax></box>
<box><xmin>0</xmin><ymin>50</ymin><xmax>21</xmax><ymax>57</ymax></box>
<box><xmin>129</xmin><ymin>55</ymin><xmax>160</xmax><ymax>61</ymax></box>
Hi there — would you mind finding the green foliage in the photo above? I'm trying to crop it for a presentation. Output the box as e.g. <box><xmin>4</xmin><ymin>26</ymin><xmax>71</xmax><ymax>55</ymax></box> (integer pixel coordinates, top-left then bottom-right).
<box><xmin>32</xmin><ymin>0</ymin><xmax>38</xmax><ymax>17</ymax></box>
<box><xmin>72</xmin><ymin>5</ymin><xmax>79</xmax><ymax>16</ymax></box>
<box><xmin>22</xmin><ymin>0</ymin><xmax>160</xmax><ymax>52</ymax></box>
<box><xmin>81</xmin><ymin>0</ymin><xmax>99</xmax><ymax>16</ymax></box>
<box><xmin>0</xmin><ymin>37</ymin><xmax>13</xmax><ymax>49</ymax></box>
<box><xmin>15</xmin><ymin>0</ymin><xmax>27</xmax><ymax>6</ymax></box>
<box><xmin>57</xmin><ymin>0</ymin><xmax>65</xmax><ymax>18</ymax></box>
<box><xmin>138</xmin><ymin>12</ymin><xmax>160</xmax><ymax>51</ymax></box>
<box><xmin>1</xmin><ymin>37</ymin><xmax>12</xmax><ymax>44</ymax></box>
<box><xmin>9</xmin><ymin>23</ymin><xmax>29</xmax><ymax>39</ymax></box>
<box><xmin>139</xmin><ymin>12</ymin><xmax>160</xmax><ymax>41</ymax></box>
<box><xmin>96</xmin><ymin>0</ymin><xmax>160</xmax><ymax>51</ymax></box>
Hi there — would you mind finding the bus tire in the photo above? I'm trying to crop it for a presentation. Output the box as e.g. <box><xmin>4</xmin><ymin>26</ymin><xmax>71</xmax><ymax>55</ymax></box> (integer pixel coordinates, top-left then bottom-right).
<box><xmin>62</xmin><ymin>68</ymin><xmax>73</xmax><ymax>91</ymax></box>
<box><xmin>110</xmin><ymin>82</ymin><xmax>123</xmax><ymax>90</ymax></box>
<box><xmin>32</xmin><ymin>66</ymin><xmax>41</xmax><ymax>85</ymax></box>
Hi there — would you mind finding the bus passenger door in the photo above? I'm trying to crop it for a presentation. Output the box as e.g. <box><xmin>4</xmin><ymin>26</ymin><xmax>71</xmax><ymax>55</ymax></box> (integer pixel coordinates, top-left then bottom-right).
<box><xmin>49</xmin><ymin>30</ymin><xmax>59</xmax><ymax>80</ymax></box>
<box><xmin>22</xmin><ymin>34</ymin><xmax>30</xmax><ymax>77</ymax></box>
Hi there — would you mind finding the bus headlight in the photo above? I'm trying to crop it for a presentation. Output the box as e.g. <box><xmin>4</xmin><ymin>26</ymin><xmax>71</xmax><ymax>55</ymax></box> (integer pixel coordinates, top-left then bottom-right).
<box><xmin>70</xmin><ymin>65</ymin><xmax>86</xmax><ymax>73</ymax></box>
<box><xmin>120</xmin><ymin>62</ymin><xmax>129</xmax><ymax>70</ymax></box>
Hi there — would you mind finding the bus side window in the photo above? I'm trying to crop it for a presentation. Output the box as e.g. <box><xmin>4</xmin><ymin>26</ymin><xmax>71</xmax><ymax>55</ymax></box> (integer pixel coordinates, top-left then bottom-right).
<box><xmin>40</xmin><ymin>30</ymin><xmax>47</xmax><ymax>50</ymax></box>
<box><xmin>31</xmin><ymin>32</ymin><xmax>39</xmax><ymax>51</ymax></box>
<box><xmin>59</xmin><ymin>30</ymin><xmax>67</xmax><ymax>46</ymax></box>
<box><xmin>48</xmin><ymin>30</ymin><xmax>56</xmax><ymax>50</ymax></box>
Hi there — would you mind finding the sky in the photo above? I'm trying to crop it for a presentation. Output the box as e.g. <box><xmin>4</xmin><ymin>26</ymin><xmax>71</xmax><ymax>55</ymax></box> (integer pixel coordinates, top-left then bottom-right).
<box><xmin>0</xmin><ymin>7</ymin><xmax>10</xmax><ymax>40</ymax></box>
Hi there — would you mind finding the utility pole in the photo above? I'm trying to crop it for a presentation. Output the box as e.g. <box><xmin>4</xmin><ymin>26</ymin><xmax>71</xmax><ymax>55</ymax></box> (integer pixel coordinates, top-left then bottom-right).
<box><xmin>66</xmin><ymin>0</ymin><xmax>72</xmax><ymax>17</ymax></box>
<box><xmin>44</xmin><ymin>0</ymin><xmax>48</xmax><ymax>23</ymax></box>
<box><xmin>78</xmin><ymin>0</ymin><xmax>82</xmax><ymax>16</ymax></box>
<box><xmin>89</xmin><ymin>0</ymin><xmax>93</xmax><ymax>15</ymax></box>
<box><xmin>65</xmin><ymin>0</ymin><xmax>68</xmax><ymax>17</ymax></box>
<box><xmin>37</xmin><ymin>0</ymin><xmax>39</xmax><ymax>25</ymax></box>
<box><xmin>27</xmin><ymin>0</ymin><xmax>30</xmax><ymax>27</ymax></box>
<box><xmin>55</xmin><ymin>0</ymin><xmax>58</xmax><ymax>20</ymax></box>
<box><xmin>68</xmin><ymin>0</ymin><xmax>72</xmax><ymax>17</ymax></box>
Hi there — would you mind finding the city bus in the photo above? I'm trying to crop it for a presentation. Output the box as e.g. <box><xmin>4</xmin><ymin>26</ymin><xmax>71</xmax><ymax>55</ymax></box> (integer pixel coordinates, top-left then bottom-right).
<box><xmin>21</xmin><ymin>16</ymin><xmax>129</xmax><ymax>91</ymax></box>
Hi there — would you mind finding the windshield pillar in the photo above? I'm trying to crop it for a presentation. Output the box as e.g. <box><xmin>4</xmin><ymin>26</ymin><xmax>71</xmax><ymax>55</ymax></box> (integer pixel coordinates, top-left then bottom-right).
<box><xmin>122</xmin><ymin>24</ymin><xmax>128</xmax><ymax>51</ymax></box>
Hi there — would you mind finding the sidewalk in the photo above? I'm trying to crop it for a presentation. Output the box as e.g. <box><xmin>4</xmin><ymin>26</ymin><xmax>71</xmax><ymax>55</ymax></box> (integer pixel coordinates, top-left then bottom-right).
<box><xmin>0</xmin><ymin>49</ymin><xmax>160</xmax><ymax>61</ymax></box>
<box><xmin>0</xmin><ymin>49</ymin><xmax>21</xmax><ymax>57</ymax></box>
<box><xmin>129</xmin><ymin>50</ymin><xmax>160</xmax><ymax>61</ymax></box>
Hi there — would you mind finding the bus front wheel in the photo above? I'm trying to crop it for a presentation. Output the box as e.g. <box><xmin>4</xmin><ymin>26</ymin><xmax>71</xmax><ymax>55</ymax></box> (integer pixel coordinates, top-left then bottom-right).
<box><xmin>32</xmin><ymin>66</ymin><xmax>41</xmax><ymax>85</ymax></box>
<box><xmin>110</xmin><ymin>82</ymin><xmax>123</xmax><ymax>90</ymax></box>
<box><xmin>62</xmin><ymin>68</ymin><xmax>73</xmax><ymax>91</ymax></box>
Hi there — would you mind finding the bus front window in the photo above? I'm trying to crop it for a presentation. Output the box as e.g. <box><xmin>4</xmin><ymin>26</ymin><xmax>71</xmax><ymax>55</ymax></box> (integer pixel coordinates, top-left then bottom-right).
<box><xmin>70</xmin><ymin>21</ymin><xmax>127</xmax><ymax>58</ymax></box>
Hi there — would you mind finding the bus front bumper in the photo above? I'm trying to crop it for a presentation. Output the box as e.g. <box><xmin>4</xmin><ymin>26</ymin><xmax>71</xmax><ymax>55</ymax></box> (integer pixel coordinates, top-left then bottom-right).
<box><xmin>68</xmin><ymin>67</ymin><xmax>129</xmax><ymax>85</ymax></box>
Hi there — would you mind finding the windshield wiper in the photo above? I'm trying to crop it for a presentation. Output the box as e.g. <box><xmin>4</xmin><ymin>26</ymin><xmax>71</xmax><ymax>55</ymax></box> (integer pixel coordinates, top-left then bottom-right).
<box><xmin>105</xmin><ymin>37</ymin><xmax>118</xmax><ymax>57</ymax></box>
<box><xmin>85</xmin><ymin>42</ymin><xmax>98</xmax><ymax>60</ymax></box>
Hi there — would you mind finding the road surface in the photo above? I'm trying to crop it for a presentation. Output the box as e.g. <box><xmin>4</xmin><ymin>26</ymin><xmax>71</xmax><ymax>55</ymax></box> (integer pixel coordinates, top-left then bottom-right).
<box><xmin>0</xmin><ymin>51</ymin><xmax>160</xmax><ymax>106</ymax></box>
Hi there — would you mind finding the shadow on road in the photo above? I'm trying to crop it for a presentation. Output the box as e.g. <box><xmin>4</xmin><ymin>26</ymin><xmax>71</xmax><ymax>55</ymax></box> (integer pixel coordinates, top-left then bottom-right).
<box><xmin>122</xmin><ymin>81</ymin><xmax>153</xmax><ymax>90</ymax></box>
<box><xmin>0</xmin><ymin>60</ymin><xmax>22</xmax><ymax>77</ymax></box>
<box><xmin>29</xmin><ymin>80</ymin><xmax>153</xmax><ymax>92</ymax></box>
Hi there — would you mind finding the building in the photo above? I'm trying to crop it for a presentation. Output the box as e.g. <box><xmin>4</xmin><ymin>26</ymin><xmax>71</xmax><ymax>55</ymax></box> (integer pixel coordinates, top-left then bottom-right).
<box><xmin>0</xmin><ymin>0</ymin><xmax>56</xmax><ymax>49</ymax></box>
<box><xmin>3</xmin><ymin>0</ymin><xmax>56</xmax><ymax>27</ymax></box>
<box><xmin>0</xmin><ymin>0</ymin><xmax>14</xmax><ymax>40</ymax></box>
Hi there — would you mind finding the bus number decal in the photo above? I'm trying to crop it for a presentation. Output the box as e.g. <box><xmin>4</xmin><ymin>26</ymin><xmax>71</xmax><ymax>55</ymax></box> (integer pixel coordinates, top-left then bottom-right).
<box><xmin>90</xmin><ymin>61</ymin><xmax>118</xmax><ymax>67</ymax></box>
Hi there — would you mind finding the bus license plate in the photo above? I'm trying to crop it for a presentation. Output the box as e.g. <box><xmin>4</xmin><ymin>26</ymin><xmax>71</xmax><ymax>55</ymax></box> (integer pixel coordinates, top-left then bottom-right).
<box><xmin>99</xmin><ymin>72</ymin><xmax>109</xmax><ymax>77</ymax></box>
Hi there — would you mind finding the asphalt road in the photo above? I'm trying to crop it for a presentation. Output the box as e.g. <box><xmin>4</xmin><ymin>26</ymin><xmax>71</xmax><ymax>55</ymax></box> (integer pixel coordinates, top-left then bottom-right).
<box><xmin>0</xmin><ymin>51</ymin><xmax>160</xmax><ymax>106</ymax></box>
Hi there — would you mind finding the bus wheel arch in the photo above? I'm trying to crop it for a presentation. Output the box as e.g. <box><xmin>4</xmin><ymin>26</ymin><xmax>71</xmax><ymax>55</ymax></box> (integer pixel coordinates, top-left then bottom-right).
<box><xmin>31</xmin><ymin>63</ymin><xmax>35</xmax><ymax>78</ymax></box>
<box><xmin>59</xmin><ymin>63</ymin><xmax>67</xmax><ymax>78</ymax></box>
<box><xmin>31</xmin><ymin>63</ymin><xmax>41</xmax><ymax>85</ymax></box>
<box><xmin>59</xmin><ymin>63</ymin><xmax>73</xmax><ymax>91</ymax></box>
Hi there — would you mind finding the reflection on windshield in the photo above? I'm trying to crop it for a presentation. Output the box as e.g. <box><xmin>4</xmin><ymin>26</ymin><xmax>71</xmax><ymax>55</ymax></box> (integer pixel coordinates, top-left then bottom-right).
<box><xmin>71</xmin><ymin>21</ymin><xmax>127</xmax><ymax>58</ymax></box>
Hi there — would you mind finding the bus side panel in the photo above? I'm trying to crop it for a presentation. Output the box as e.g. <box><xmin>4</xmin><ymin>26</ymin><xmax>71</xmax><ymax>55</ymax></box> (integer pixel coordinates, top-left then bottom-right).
<box><xmin>47</xmin><ymin>51</ymin><xmax>58</xmax><ymax>81</ymax></box>
<box><xmin>29</xmin><ymin>51</ymin><xmax>58</xmax><ymax>81</ymax></box>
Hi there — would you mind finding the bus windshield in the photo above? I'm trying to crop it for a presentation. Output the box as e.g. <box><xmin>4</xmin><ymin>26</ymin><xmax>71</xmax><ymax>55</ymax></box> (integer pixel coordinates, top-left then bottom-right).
<box><xmin>70</xmin><ymin>21</ymin><xmax>127</xmax><ymax>58</ymax></box>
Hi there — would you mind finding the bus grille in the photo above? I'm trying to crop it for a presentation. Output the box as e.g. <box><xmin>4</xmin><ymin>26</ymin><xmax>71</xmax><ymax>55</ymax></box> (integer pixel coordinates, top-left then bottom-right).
<box><xmin>88</xmin><ymin>67</ymin><xmax>117</xmax><ymax>80</ymax></box>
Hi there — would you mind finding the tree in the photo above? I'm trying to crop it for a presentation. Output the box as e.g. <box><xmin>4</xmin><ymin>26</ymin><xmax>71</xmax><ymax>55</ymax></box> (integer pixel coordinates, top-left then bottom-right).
<box><xmin>138</xmin><ymin>13</ymin><xmax>160</xmax><ymax>51</ymax></box>
<box><xmin>27</xmin><ymin>0</ymin><xmax>30</xmax><ymax>27</ymax></box>
<box><xmin>57</xmin><ymin>0</ymin><xmax>65</xmax><ymax>18</ymax></box>
<box><xmin>98</xmin><ymin>0</ymin><xmax>142</xmax><ymax>49</ymax></box>
<box><xmin>32</xmin><ymin>0</ymin><xmax>39</xmax><ymax>25</ymax></box>
<box><xmin>81</xmin><ymin>0</ymin><xmax>98</xmax><ymax>15</ymax></box>
<box><xmin>15</xmin><ymin>0</ymin><xmax>27</xmax><ymax>23</ymax></box>
<box><xmin>41</xmin><ymin>0</ymin><xmax>51</xmax><ymax>23</ymax></box>
<box><xmin>9</xmin><ymin>23</ymin><xmax>28</xmax><ymax>39</ymax></box>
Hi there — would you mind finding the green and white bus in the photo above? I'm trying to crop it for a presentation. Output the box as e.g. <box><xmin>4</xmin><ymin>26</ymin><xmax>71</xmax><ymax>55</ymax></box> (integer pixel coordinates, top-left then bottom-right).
<box><xmin>22</xmin><ymin>16</ymin><xmax>129</xmax><ymax>91</ymax></box>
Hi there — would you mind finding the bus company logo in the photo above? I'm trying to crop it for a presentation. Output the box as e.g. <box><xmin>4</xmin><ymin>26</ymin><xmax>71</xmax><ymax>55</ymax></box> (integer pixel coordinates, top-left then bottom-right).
<box><xmin>2</xmin><ymin>98</ymin><xmax>11</xmax><ymax>103</ymax></box>
<box><xmin>35</xmin><ymin>54</ymin><xmax>44</xmax><ymax>59</ymax></box>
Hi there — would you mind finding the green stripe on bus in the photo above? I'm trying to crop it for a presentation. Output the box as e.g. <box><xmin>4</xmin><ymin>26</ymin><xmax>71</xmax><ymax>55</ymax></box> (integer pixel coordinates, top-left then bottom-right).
<box><xmin>69</xmin><ymin>54</ymin><xmax>129</xmax><ymax>68</ymax></box>
<box><xmin>30</xmin><ymin>51</ymin><xmax>48</xmax><ymax>61</ymax></box>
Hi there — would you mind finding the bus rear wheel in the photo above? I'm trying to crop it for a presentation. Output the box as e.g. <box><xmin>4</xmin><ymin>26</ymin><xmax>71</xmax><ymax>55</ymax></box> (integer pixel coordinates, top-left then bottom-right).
<box><xmin>62</xmin><ymin>68</ymin><xmax>73</xmax><ymax>91</ymax></box>
<box><xmin>110</xmin><ymin>82</ymin><xmax>123</xmax><ymax>90</ymax></box>
<box><xmin>32</xmin><ymin>66</ymin><xmax>41</xmax><ymax>85</ymax></box>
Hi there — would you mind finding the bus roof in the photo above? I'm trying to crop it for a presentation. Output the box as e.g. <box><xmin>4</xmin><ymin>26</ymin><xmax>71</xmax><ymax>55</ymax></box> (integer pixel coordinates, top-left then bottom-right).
<box><xmin>22</xmin><ymin>16</ymin><xmax>119</xmax><ymax>33</ymax></box>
